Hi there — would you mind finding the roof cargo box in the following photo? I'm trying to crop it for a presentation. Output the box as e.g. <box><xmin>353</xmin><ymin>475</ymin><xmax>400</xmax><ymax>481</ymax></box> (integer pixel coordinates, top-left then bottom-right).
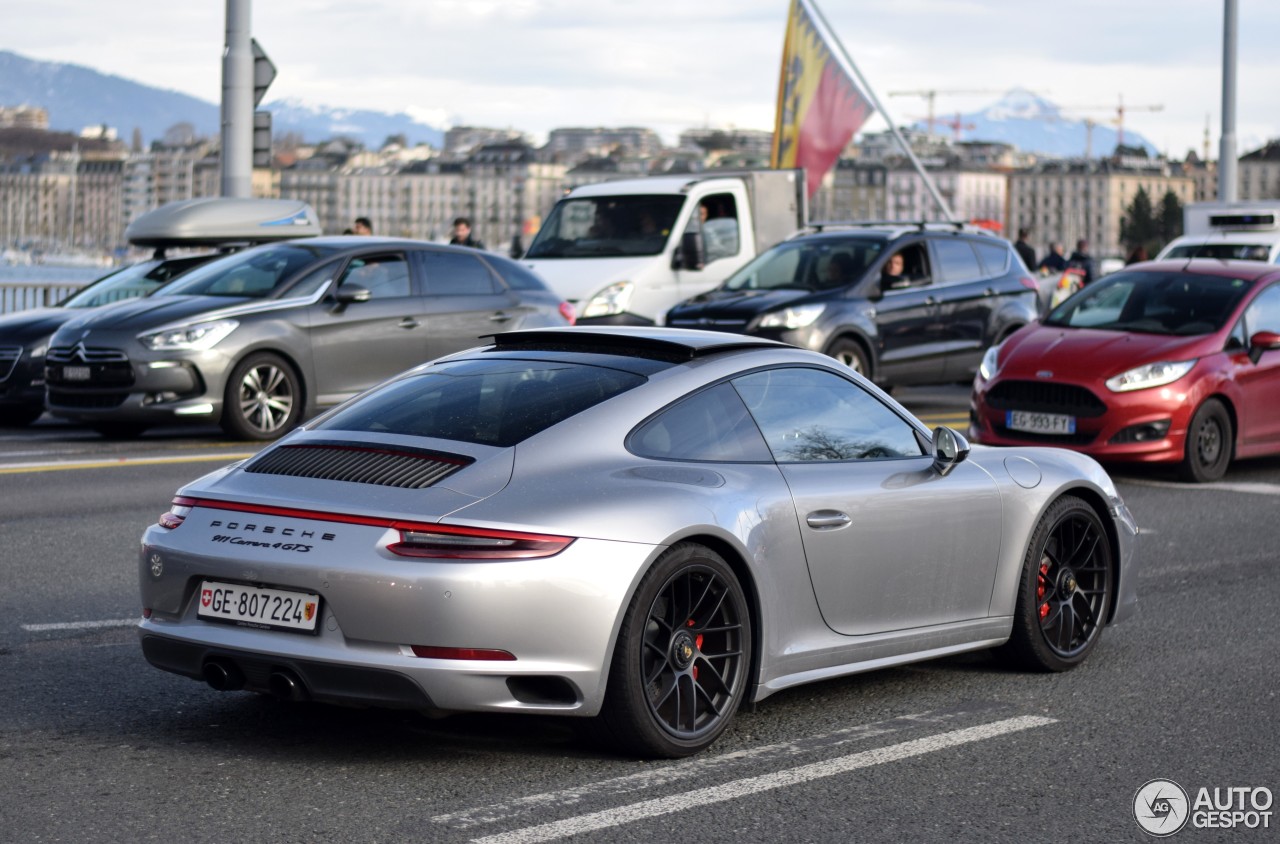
<box><xmin>125</xmin><ymin>198</ymin><xmax>322</xmax><ymax>247</ymax></box>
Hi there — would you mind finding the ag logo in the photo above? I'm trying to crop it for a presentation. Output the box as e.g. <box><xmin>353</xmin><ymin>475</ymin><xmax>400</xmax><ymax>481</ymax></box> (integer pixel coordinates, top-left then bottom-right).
<box><xmin>1134</xmin><ymin>779</ymin><xmax>1190</xmax><ymax>836</ymax></box>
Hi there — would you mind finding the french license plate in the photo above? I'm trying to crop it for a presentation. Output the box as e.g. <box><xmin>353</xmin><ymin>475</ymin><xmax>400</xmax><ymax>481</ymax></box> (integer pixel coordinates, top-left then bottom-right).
<box><xmin>197</xmin><ymin>581</ymin><xmax>321</xmax><ymax>633</ymax></box>
<box><xmin>1007</xmin><ymin>410</ymin><xmax>1076</xmax><ymax>435</ymax></box>
<box><xmin>62</xmin><ymin>365</ymin><xmax>90</xmax><ymax>381</ymax></box>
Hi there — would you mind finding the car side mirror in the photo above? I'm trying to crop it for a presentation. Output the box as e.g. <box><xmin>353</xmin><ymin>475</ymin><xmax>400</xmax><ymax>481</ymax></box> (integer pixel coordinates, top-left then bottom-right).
<box><xmin>931</xmin><ymin>426</ymin><xmax>970</xmax><ymax>477</ymax></box>
<box><xmin>674</xmin><ymin>230</ymin><xmax>705</xmax><ymax>271</ymax></box>
<box><xmin>334</xmin><ymin>282</ymin><xmax>371</xmax><ymax>305</ymax></box>
<box><xmin>1248</xmin><ymin>329</ymin><xmax>1280</xmax><ymax>364</ymax></box>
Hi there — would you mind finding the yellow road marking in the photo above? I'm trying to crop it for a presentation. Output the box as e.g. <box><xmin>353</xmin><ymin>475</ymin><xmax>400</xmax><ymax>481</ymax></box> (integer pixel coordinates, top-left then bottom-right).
<box><xmin>0</xmin><ymin>452</ymin><xmax>253</xmax><ymax>475</ymax></box>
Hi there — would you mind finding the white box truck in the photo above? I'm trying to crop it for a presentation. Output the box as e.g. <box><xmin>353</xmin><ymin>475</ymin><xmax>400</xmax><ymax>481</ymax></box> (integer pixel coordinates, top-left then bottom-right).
<box><xmin>522</xmin><ymin>169</ymin><xmax>806</xmax><ymax>325</ymax></box>
<box><xmin>1156</xmin><ymin>202</ymin><xmax>1280</xmax><ymax>262</ymax></box>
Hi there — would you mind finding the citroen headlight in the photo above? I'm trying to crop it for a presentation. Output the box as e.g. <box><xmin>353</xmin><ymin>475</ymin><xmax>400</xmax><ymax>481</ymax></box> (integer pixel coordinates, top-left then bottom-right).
<box><xmin>581</xmin><ymin>282</ymin><xmax>634</xmax><ymax>319</ymax></box>
<box><xmin>1105</xmin><ymin>359</ymin><xmax>1196</xmax><ymax>392</ymax></box>
<box><xmin>978</xmin><ymin>344</ymin><xmax>1001</xmax><ymax>381</ymax></box>
<box><xmin>751</xmin><ymin>303</ymin><xmax>826</xmax><ymax>330</ymax></box>
<box><xmin>29</xmin><ymin>343</ymin><xmax>48</xmax><ymax>359</ymax></box>
<box><xmin>138</xmin><ymin>319</ymin><xmax>239</xmax><ymax>351</ymax></box>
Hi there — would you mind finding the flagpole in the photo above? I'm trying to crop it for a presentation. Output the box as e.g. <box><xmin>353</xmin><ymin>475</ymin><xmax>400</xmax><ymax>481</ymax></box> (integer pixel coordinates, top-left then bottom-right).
<box><xmin>803</xmin><ymin>0</ymin><xmax>957</xmax><ymax>222</ymax></box>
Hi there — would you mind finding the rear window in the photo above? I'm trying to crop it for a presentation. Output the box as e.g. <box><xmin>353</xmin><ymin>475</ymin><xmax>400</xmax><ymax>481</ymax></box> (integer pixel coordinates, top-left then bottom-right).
<box><xmin>1044</xmin><ymin>270</ymin><xmax>1253</xmax><ymax>335</ymax></box>
<box><xmin>315</xmin><ymin>358</ymin><xmax>645</xmax><ymax>446</ymax></box>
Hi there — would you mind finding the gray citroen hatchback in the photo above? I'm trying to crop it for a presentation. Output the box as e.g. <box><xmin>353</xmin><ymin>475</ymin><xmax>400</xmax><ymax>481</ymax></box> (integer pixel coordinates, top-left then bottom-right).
<box><xmin>45</xmin><ymin>237</ymin><xmax>574</xmax><ymax>439</ymax></box>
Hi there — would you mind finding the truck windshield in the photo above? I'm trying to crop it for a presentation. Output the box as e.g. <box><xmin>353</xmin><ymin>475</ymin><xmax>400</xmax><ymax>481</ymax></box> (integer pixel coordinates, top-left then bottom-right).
<box><xmin>1162</xmin><ymin>243</ymin><xmax>1272</xmax><ymax>261</ymax></box>
<box><xmin>723</xmin><ymin>238</ymin><xmax>885</xmax><ymax>292</ymax></box>
<box><xmin>525</xmin><ymin>196</ymin><xmax>685</xmax><ymax>258</ymax></box>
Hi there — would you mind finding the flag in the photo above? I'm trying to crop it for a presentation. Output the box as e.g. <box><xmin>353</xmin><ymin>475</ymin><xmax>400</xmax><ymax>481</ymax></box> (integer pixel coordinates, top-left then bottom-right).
<box><xmin>771</xmin><ymin>0</ymin><xmax>875</xmax><ymax>197</ymax></box>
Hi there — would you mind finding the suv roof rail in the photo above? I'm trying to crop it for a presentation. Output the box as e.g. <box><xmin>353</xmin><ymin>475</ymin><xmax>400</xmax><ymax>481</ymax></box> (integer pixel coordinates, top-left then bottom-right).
<box><xmin>804</xmin><ymin>220</ymin><xmax>993</xmax><ymax>236</ymax></box>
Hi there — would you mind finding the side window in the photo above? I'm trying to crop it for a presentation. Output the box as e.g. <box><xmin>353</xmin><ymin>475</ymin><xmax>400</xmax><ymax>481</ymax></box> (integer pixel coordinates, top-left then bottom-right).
<box><xmin>288</xmin><ymin>260</ymin><xmax>341</xmax><ymax>299</ymax></box>
<box><xmin>629</xmin><ymin>382</ymin><xmax>772</xmax><ymax>462</ymax></box>
<box><xmin>338</xmin><ymin>254</ymin><xmax>410</xmax><ymax>300</ymax></box>
<box><xmin>732</xmin><ymin>367</ymin><xmax>924</xmax><ymax>462</ymax></box>
<box><xmin>1244</xmin><ymin>283</ymin><xmax>1280</xmax><ymax>335</ymax></box>
<box><xmin>974</xmin><ymin>241</ymin><xmax>1011</xmax><ymax>277</ymax></box>
<box><xmin>691</xmin><ymin>192</ymin><xmax>741</xmax><ymax>263</ymax></box>
<box><xmin>931</xmin><ymin>239</ymin><xmax>984</xmax><ymax>283</ymax></box>
<box><xmin>421</xmin><ymin>251</ymin><xmax>501</xmax><ymax>295</ymax></box>
<box><xmin>487</xmin><ymin>257</ymin><xmax>546</xmax><ymax>291</ymax></box>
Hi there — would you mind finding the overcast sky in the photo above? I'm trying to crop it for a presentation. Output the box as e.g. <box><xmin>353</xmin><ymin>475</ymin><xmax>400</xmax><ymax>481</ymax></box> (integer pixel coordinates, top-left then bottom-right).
<box><xmin>6</xmin><ymin>0</ymin><xmax>1278</xmax><ymax>156</ymax></box>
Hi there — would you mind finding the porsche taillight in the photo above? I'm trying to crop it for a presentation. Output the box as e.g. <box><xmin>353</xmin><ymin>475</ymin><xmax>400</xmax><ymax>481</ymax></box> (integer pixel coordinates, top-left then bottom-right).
<box><xmin>158</xmin><ymin>496</ymin><xmax>196</xmax><ymax>529</ymax></box>
<box><xmin>388</xmin><ymin>525</ymin><xmax>573</xmax><ymax>560</ymax></box>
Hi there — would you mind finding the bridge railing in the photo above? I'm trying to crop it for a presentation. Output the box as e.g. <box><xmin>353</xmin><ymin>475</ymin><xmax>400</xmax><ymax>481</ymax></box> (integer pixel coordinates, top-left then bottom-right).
<box><xmin>0</xmin><ymin>282</ymin><xmax>87</xmax><ymax>315</ymax></box>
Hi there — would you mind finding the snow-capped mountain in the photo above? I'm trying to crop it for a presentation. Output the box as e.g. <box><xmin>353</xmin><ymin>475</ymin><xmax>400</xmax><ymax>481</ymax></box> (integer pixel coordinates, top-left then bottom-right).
<box><xmin>909</xmin><ymin>88</ymin><xmax>1157</xmax><ymax>158</ymax></box>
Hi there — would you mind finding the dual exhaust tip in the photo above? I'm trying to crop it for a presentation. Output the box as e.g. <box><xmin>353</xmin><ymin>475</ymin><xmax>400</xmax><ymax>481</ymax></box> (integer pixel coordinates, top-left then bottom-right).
<box><xmin>201</xmin><ymin>658</ymin><xmax>308</xmax><ymax>702</ymax></box>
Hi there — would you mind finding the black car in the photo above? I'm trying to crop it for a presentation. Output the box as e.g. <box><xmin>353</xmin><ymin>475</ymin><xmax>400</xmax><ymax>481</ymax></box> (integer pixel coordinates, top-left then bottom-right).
<box><xmin>0</xmin><ymin>254</ymin><xmax>214</xmax><ymax>426</ymax></box>
<box><xmin>666</xmin><ymin>223</ymin><xmax>1040</xmax><ymax>389</ymax></box>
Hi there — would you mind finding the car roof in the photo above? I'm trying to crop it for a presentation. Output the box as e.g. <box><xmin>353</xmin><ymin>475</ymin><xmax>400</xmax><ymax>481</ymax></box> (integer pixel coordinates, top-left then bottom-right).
<box><xmin>489</xmin><ymin>327</ymin><xmax>791</xmax><ymax>361</ymax></box>
<box><xmin>790</xmin><ymin>223</ymin><xmax>1000</xmax><ymax>244</ymax></box>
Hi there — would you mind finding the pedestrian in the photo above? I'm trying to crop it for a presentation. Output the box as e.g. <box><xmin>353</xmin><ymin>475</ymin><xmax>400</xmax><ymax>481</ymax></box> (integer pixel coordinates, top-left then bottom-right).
<box><xmin>1014</xmin><ymin>228</ymin><xmax>1036</xmax><ymax>270</ymax></box>
<box><xmin>1037</xmin><ymin>242</ymin><xmax>1067</xmax><ymax>274</ymax></box>
<box><xmin>353</xmin><ymin>217</ymin><xmax>373</xmax><ymax>236</ymax></box>
<box><xmin>450</xmin><ymin>217</ymin><xmax>485</xmax><ymax>249</ymax></box>
<box><xmin>1067</xmin><ymin>239</ymin><xmax>1096</xmax><ymax>286</ymax></box>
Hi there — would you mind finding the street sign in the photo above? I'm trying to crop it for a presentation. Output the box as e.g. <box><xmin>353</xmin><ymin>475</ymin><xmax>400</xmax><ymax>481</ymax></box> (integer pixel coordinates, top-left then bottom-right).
<box><xmin>251</xmin><ymin>38</ymin><xmax>276</xmax><ymax>108</ymax></box>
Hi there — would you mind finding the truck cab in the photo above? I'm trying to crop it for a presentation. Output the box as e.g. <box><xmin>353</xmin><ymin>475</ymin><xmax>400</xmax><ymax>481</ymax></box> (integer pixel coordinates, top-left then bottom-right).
<box><xmin>1156</xmin><ymin>202</ymin><xmax>1280</xmax><ymax>263</ymax></box>
<box><xmin>523</xmin><ymin>170</ymin><xmax>805</xmax><ymax>325</ymax></box>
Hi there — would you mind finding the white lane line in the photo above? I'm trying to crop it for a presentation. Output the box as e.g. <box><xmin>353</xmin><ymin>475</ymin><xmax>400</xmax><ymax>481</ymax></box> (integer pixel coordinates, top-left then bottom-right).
<box><xmin>471</xmin><ymin>716</ymin><xmax>1056</xmax><ymax>844</ymax></box>
<box><xmin>433</xmin><ymin>703</ymin><xmax>1001</xmax><ymax>830</ymax></box>
<box><xmin>21</xmin><ymin>618</ymin><xmax>138</xmax><ymax>632</ymax></box>
<box><xmin>1119</xmin><ymin>478</ymin><xmax>1280</xmax><ymax>496</ymax></box>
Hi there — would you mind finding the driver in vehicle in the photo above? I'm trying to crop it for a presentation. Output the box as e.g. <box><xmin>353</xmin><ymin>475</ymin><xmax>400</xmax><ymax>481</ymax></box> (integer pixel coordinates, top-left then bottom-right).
<box><xmin>881</xmin><ymin>252</ymin><xmax>909</xmax><ymax>289</ymax></box>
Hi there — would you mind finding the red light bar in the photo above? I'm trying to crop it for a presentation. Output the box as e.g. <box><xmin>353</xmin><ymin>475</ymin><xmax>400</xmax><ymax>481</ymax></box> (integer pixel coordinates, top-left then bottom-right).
<box><xmin>410</xmin><ymin>645</ymin><xmax>516</xmax><ymax>661</ymax></box>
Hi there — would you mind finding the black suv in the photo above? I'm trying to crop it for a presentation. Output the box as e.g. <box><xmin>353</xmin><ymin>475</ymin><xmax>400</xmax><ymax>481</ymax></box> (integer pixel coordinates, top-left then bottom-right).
<box><xmin>666</xmin><ymin>223</ymin><xmax>1039</xmax><ymax>389</ymax></box>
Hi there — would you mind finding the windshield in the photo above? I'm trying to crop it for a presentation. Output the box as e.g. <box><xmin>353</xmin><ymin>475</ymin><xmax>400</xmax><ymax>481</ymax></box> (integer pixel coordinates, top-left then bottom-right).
<box><xmin>1043</xmin><ymin>270</ymin><xmax>1253</xmax><ymax>335</ymax></box>
<box><xmin>154</xmin><ymin>243</ymin><xmax>340</xmax><ymax>298</ymax></box>
<box><xmin>60</xmin><ymin>256</ymin><xmax>206</xmax><ymax>308</ymax></box>
<box><xmin>1163</xmin><ymin>243</ymin><xmax>1274</xmax><ymax>261</ymax></box>
<box><xmin>316</xmin><ymin>357</ymin><xmax>645</xmax><ymax>447</ymax></box>
<box><xmin>723</xmin><ymin>238</ymin><xmax>885</xmax><ymax>292</ymax></box>
<box><xmin>525</xmin><ymin>195</ymin><xmax>685</xmax><ymax>258</ymax></box>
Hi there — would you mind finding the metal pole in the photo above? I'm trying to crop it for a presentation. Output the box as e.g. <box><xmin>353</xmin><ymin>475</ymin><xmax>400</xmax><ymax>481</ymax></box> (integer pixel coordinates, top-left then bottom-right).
<box><xmin>1219</xmin><ymin>0</ymin><xmax>1238</xmax><ymax>202</ymax></box>
<box><xmin>805</xmin><ymin>0</ymin><xmax>956</xmax><ymax>222</ymax></box>
<box><xmin>221</xmin><ymin>0</ymin><xmax>253</xmax><ymax>198</ymax></box>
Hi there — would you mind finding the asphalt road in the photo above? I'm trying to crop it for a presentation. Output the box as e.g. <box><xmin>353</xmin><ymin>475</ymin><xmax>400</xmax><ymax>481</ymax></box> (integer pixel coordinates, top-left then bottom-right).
<box><xmin>2</xmin><ymin>396</ymin><xmax>1278</xmax><ymax>843</ymax></box>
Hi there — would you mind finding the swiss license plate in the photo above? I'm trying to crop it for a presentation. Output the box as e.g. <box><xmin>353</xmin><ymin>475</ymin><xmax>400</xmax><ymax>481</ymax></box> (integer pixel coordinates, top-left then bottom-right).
<box><xmin>197</xmin><ymin>581</ymin><xmax>321</xmax><ymax>633</ymax></box>
<box><xmin>1007</xmin><ymin>410</ymin><xmax>1076</xmax><ymax>435</ymax></box>
<box><xmin>62</xmin><ymin>365</ymin><xmax>91</xmax><ymax>380</ymax></box>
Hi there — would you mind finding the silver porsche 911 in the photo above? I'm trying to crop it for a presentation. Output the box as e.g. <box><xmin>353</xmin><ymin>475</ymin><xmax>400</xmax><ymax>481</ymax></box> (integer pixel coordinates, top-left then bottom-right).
<box><xmin>138</xmin><ymin>327</ymin><xmax>1139</xmax><ymax>758</ymax></box>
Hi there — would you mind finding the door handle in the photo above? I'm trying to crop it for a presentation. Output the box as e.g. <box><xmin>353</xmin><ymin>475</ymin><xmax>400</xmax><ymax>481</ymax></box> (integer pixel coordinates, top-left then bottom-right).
<box><xmin>397</xmin><ymin>318</ymin><xmax>420</xmax><ymax>329</ymax></box>
<box><xmin>983</xmin><ymin>287</ymin><xmax>998</xmax><ymax>296</ymax></box>
<box><xmin>924</xmin><ymin>296</ymin><xmax>938</xmax><ymax>306</ymax></box>
<box><xmin>489</xmin><ymin>312</ymin><xmax>514</xmax><ymax>322</ymax></box>
<box><xmin>806</xmin><ymin>510</ymin><xmax>851</xmax><ymax>529</ymax></box>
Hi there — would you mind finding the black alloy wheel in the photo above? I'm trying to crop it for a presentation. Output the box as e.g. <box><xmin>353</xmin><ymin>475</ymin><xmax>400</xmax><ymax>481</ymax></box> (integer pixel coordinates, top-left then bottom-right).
<box><xmin>593</xmin><ymin>543</ymin><xmax>752</xmax><ymax>758</ymax></box>
<box><xmin>222</xmin><ymin>352</ymin><xmax>303</xmax><ymax>440</ymax></box>
<box><xmin>827</xmin><ymin>338</ymin><xmax>870</xmax><ymax>378</ymax></box>
<box><xmin>1179</xmin><ymin>398</ymin><xmax>1232</xmax><ymax>483</ymax></box>
<box><xmin>1000</xmin><ymin>494</ymin><xmax>1113</xmax><ymax>672</ymax></box>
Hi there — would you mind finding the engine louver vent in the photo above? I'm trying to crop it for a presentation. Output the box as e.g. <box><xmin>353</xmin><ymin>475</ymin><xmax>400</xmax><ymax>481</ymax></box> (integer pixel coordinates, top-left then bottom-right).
<box><xmin>246</xmin><ymin>443</ymin><xmax>471</xmax><ymax>489</ymax></box>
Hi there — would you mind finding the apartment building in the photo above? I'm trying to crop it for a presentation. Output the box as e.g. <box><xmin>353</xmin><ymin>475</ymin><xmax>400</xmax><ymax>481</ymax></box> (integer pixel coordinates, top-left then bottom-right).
<box><xmin>1007</xmin><ymin>158</ymin><xmax>1195</xmax><ymax>257</ymax></box>
<box><xmin>1239</xmin><ymin>140</ymin><xmax>1280</xmax><ymax>200</ymax></box>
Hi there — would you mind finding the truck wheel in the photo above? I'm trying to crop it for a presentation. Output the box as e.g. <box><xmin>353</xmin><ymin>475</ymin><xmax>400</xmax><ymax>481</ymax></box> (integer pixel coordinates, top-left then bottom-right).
<box><xmin>222</xmin><ymin>353</ymin><xmax>302</xmax><ymax>440</ymax></box>
<box><xmin>827</xmin><ymin>338</ymin><xmax>870</xmax><ymax>378</ymax></box>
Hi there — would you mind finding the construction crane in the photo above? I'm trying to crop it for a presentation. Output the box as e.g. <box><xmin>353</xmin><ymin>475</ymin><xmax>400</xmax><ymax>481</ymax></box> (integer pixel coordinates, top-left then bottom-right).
<box><xmin>910</xmin><ymin>112</ymin><xmax>976</xmax><ymax>142</ymax></box>
<box><xmin>1060</xmin><ymin>95</ymin><xmax>1164</xmax><ymax>149</ymax></box>
<box><xmin>888</xmin><ymin>89</ymin><xmax>1003</xmax><ymax>136</ymax></box>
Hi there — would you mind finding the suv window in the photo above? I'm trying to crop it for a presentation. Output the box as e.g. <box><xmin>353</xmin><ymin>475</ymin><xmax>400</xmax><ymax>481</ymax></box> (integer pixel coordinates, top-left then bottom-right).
<box><xmin>731</xmin><ymin>367</ymin><xmax>923</xmax><ymax>462</ymax></box>
<box><xmin>629</xmin><ymin>382</ymin><xmax>772</xmax><ymax>462</ymax></box>
<box><xmin>421</xmin><ymin>251</ymin><xmax>501</xmax><ymax>295</ymax></box>
<box><xmin>932</xmin><ymin>239</ymin><xmax>984</xmax><ymax>283</ymax></box>
<box><xmin>974</xmin><ymin>240</ymin><xmax>1011</xmax><ymax>276</ymax></box>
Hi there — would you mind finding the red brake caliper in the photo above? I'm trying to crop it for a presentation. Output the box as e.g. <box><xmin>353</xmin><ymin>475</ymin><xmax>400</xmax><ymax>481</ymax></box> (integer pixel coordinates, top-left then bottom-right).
<box><xmin>687</xmin><ymin>619</ymin><xmax>702</xmax><ymax>680</ymax></box>
<box><xmin>1037</xmin><ymin>561</ymin><xmax>1051</xmax><ymax>619</ymax></box>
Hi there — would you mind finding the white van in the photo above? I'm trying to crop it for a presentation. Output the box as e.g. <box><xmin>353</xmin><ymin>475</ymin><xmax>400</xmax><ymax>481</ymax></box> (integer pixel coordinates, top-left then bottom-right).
<box><xmin>1156</xmin><ymin>202</ymin><xmax>1280</xmax><ymax>263</ymax></box>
